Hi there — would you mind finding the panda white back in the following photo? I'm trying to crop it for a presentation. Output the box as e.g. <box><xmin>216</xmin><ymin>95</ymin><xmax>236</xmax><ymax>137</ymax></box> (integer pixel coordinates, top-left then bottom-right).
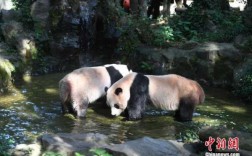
<box><xmin>67</xmin><ymin>66</ymin><xmax>110</xmax><ymax>103</ymax></box>
<box><xmin>146</xmin><ymin>75</ymin><xmax>180</xmax><ymax>111</ymax></box>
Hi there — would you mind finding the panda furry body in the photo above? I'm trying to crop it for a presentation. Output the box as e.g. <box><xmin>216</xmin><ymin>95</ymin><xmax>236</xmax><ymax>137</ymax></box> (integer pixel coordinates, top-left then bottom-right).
<box><xmin>106</xmin><ymin>72</ymin><xmax>205</xmax><ymax>121</ymax></box>
<box><xmin>59</xmin><ymin>64</ymin><xmax>131</xmax><ymax>117</ymax></box>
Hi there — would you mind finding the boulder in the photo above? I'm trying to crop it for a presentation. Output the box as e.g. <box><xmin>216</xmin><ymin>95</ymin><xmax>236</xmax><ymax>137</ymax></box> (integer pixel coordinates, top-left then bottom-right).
<box><xmin>135</xmin><ymin>42</ymin><xmax>243</xmax><ymax>87</ymax></box>
<box><xmin>40</xmin><ymin>133</ymin><xmax>109</xmax><ymax>155</ymax></box>
<box><xmin>1</xmin><ymin>21</ymin><xmax>37</xmax><ymax>63</ymax></box>
<box><xmin>31</xmin><ymin>0</ymin><xmax>50</xmax><ymax>29</ymax></box>
<box><xmin>1</xmin><ymin>21</ymin><xmax>23</xmax><ymax>45</ymax></box>
<box><xmin>30</xmin><ymin>0</ymin><xmax>50</xmax><ymax>42</ymax></box>
<box><xmin>37</xmin><ymin>133</ymin><xmax>195</xmax><ymax>156</ymax></box>
<box><xmin>105</xmin><ymin>137</ymin><xmax>193</xmax><ymax>156</ymax></box>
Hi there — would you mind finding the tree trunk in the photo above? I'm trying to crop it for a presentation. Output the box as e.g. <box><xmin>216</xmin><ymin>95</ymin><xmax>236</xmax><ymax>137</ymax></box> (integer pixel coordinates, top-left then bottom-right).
<box><xmin>130</xmin><ymin>0</ymin><xmax>147</xmax><ymax>16</ymax></box>
<box><xmin>161</xmin><ymin>0</ymin><xmax>171</xmax><ymax>17</ymax></box>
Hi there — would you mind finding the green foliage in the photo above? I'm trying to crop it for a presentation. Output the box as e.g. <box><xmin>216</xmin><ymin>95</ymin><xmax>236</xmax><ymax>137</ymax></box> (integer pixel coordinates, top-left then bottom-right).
<box><xmin>116</xmin><ymin>15</ymin><xmax>142</xmax><ymax>62</ymax></box>
<box><xmin>140</xmin><ymin>61</ymin><xmax>153</xmax><ymax>72</ymax></box>
<box><xmin>117</xmin><ymin>16</ymin><xmax>175</xmax><ymax>60</ymax></box>
<box><xmin>117</xmin><ymin>18</ymin><xmax>140</xmax><ymax>54</ymax></box>
<box><xmin>0</xmin><ymin>133</ymin><xmax>15</xmax><ymax>156</ymax></box>
<box><xmin>233</xmin><ymin>74</ymin><xmax>252</xmax><ymax>103</ymax></box>
<box><xmin>169</xmin><ymin>1</ymin><xmax>245</xmax><ymax>42</ymax></box>
<box><xmin>42</xmin><ymin>151</ymin><xmax>63</xmax><ymax>156</ymax></box>
<box><xmin>89</xmin><ymin>148</ymin><xmax>111</xmax><ymax>156</ymax></box>
<box><xmin>241</xmin><ymin>36</ymin><xmax>252</xmax><ymax>53</ymax></box>
<box><xmin>169</xmin><ymin>6</ymin><xmax>206</xmax><ymax>41</ymax></box>
<box><xmin>205</xmin><ymin>11</ymin><xmax>245</xmax><ymax>42</ymax></box>
<box><xmin>75</xmin><ymin>152</ymin><xmax>85</xmax><ymax>156</ymax></box>
<box><xmin>152</xmin><ymin>25</ymin><xmax>174</xmax><ymax>47</ymax></box>
<box><xmin>12</xmin><ymin>0</ymin><xmax>34</xmax><ymax>29</ymax></box>
<box><xmin>42</xmin><ymin>149</ymin><xmax>110</xmax><ymax>156</ymax></box>
<box><xmin>177</xmin><ymin>129</ymin><xmax>199</xmax><ymax>143</ymax></box>
<box><xmin>169</xmin><ymin>16</ymin><xmax>198</xmax><ymax>41</ymax></box>
<box><xmin>42</xmin><ymin>151</ymin><xmax>85</xmax><ymax>156</ymax></box>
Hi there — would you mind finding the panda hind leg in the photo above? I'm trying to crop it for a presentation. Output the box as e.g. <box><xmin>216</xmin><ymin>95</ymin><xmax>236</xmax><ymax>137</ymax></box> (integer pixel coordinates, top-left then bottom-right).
<box><xmin>175</xmin><ymin>98</ymin><xmax>195</xmax><ymax>122</ymax></box>
<box><xmin>61</xmin><ymin>100</ymin><xmax>73</xmax><ymax>114</ymax></box>
<box><xmin>71</xmin><ymin>96</ymin><xmax>89</xmax><ymax>118</ymax></box>
<box><xmin>76</xmin><ymin>99</ymin><xmax>89</xmax><ymax>118</ymax></box>
<box><xmin>61</xmin><ymin>101</ymin><xmax>68</xmax><ymax>114</ymax></box>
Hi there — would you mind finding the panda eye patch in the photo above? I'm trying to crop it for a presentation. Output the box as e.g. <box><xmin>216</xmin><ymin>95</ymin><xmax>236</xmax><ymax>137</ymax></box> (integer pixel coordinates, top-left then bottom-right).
<box><xmin>114</xmin><ymin>104</ymin><xmax>120</xmax><ymax>109</ymax></box>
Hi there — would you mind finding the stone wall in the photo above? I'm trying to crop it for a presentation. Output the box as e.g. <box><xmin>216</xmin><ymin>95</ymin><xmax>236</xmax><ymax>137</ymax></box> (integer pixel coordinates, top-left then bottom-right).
<box><xmin>132</xmin><ymin>42</ymin><xmax>250</xmax><ymax>88</ymax></box>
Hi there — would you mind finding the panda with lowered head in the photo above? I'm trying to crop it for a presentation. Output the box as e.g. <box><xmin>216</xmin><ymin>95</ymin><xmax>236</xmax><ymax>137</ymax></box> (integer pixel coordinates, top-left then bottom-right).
<box><xmin>59</xmin><ymin>64</ymin><xmax>131</xmax><ymax>118</ymax></box>
<box><xmin>106</xmin><ymin>72</ymin><xmax>205</xmax><ymax>122</ymax></box>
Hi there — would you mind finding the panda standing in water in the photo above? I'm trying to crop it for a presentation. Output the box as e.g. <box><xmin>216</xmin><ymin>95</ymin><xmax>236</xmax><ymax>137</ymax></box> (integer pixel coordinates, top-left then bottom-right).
<box><xmin>59</xmin><ymin>64</ymin><xmax>131</xmax><ymax>118</ymax></box>
<box><xmin>106</xmin><ymin>72</ymin><xmax>205</xmax><ymax>122</ymax></box>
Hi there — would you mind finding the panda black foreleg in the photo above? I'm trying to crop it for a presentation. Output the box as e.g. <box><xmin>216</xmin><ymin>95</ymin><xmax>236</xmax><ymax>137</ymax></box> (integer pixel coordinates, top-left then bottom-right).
<box><xmin>127</xmin><ymin>73</ymin><xmax>149</xmax><ymax>121</ymax></box>
<box><xmin>125</xmin><ymin>92</ymin><xmax>146</xmax><ymax>120</ymax></box>
<box><xmin>175</xmin><ymin>98</ymin><xmax>195</xmax><ymax>122</ymax></box>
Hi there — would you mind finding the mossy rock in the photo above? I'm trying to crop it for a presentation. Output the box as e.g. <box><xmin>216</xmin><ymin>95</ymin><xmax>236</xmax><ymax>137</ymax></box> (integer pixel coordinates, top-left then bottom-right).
<box><xmin>0</xmin><ymin>57</ymin><xmax>15</xmax><ymax>92</ymax></box>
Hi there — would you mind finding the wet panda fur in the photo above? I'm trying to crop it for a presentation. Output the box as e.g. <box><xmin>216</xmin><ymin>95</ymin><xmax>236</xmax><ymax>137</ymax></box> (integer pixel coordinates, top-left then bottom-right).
<box><xmin>106</xmin><ymin>72</ymin><xmax>205</xmax><ymax>122</ymax></box>
<box><xmin>59</xmin><ymin>64</ymin><xmax>131</xmax><ymax>118</ymax></box>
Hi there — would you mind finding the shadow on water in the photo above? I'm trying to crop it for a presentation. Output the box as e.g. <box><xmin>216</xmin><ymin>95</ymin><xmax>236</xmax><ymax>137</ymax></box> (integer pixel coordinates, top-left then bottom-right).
<box><xmin>0</xmin><ymin>73</ymin><xmax>252</xmax><ymax>145</ymax></box>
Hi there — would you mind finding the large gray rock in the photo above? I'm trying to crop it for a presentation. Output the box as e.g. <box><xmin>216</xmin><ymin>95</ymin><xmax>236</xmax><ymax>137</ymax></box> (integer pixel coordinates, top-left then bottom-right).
<box><xmin>105</xmin><ymin>137</ymin><xmax>193</xmax><ymax>156</ymax></box>
<box><xmin>40</xmin><ymin>133</ymin><xmax>109</xmax><ymax>155</ymax></box>
<box><xmin>31</xmin><ymin>0</ymin><xmax>50</xmax><ymax>28</ymax></box>
<box><xmin>30</xmin><ymin>0</ymin><xmax>50</xmax><ymax>42</ymax></box>
<box><xmin>49</xmin><ymin>0</ymin><xmax>97</xmax><ymax>60</ymax></box>
<box><xmin>1</xmin><ymin>21</ymin><xmax>23</xmax><ymax>45</ymax></box>
<box><xmin>1</xmin><ymin>21</ymin><xmax>37</xmax><ymax>63</ymax></box>
<box><xmin>135</xmin><ymin>42</ymin><xmax>243</xmax><ymax>87</ymax></box>
<box><xmin>38</xmin><ymin>133</ymin><xmax>194</xmax><ymax>156</ymax></box>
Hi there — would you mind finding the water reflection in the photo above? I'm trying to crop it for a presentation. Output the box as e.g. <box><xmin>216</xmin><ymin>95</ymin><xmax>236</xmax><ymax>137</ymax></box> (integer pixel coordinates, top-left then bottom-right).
<box><xmin>0</xmin><ymin>73</ymin><xmax>252</xmax><ymax>146</ymax></box>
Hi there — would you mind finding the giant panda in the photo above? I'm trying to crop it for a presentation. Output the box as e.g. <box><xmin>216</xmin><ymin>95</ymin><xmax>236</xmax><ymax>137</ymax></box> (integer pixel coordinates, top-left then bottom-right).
<box><xmin>106</xmin><ymin>72</ymin><xmax>205</xmax><ymax>122</ymax></box>
<box><xmin>59</xmin><ymin>64</ymin><xmax>131</xmax><ymax>118</ymax></box>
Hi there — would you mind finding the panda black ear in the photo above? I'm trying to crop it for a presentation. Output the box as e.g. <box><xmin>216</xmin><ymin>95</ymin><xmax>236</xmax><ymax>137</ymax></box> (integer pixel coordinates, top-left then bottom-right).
<box><xmin>115</xmin><ymin>87</ymin><xmax>123</xmax><ymax>95</ymax></box>
<box><xmin>104</xmin><ymin>87</ymin><xmax>108</xmax><ymax>92</ymax></box>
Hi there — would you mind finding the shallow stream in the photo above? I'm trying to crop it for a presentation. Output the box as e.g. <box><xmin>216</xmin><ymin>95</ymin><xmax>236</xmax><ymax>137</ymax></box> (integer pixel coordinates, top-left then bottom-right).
<box><xmin>0</xmin><ymin>73</ymin><xmax>252</xmax><ymax>146</ymax></box>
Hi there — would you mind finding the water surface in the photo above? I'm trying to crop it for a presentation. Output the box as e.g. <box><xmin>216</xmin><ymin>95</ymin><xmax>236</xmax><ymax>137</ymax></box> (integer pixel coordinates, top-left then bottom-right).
<box><xmin>0</xmin><ymin>73</ymin><xmax>251</xmax><ymax>145</ymax></box>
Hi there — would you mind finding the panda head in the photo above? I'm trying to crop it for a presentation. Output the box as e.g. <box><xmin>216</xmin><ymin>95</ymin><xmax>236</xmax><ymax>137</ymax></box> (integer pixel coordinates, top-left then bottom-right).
<box><xmin>107</xmin><ymin>86</ymin><xmax>130</xmax><ymax>117</ymax></box>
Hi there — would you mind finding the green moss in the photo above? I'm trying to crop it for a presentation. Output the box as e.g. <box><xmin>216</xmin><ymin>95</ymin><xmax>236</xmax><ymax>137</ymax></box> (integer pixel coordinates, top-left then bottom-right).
<box><xmin>0</xmin><ymin>58</ymin><xmax>15</xmax><ymax>92</ymax></box>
